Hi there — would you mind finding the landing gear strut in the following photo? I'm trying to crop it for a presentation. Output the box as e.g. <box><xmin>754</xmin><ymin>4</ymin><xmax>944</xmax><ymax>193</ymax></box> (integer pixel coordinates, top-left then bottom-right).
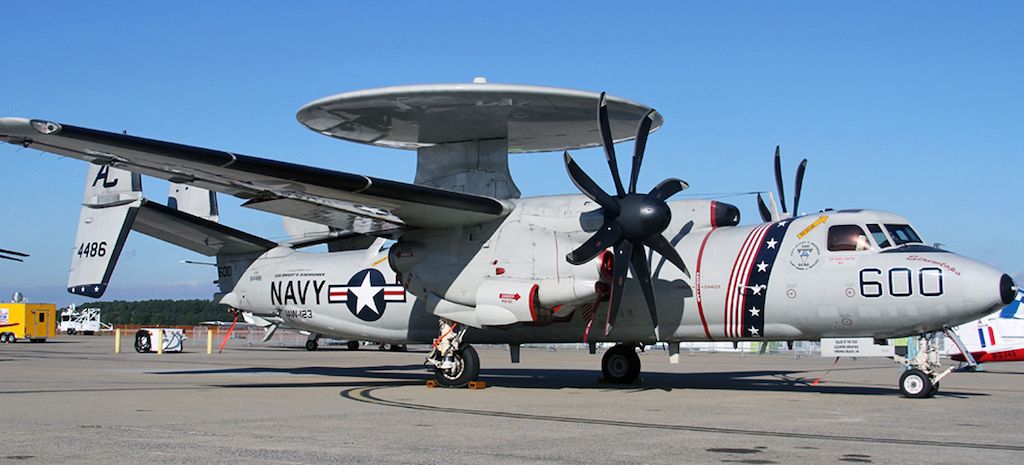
<box><xmin>601</xmin><ymin>344</ymin><xmax>641</xmax><ymax>384</ymax></box>
<box><xmin>894</xmin><ymin>333</ymin><xmax>949</xmax><ymax>398</ymax></box>
<box><xmin>426</xmin><ymin>319</ymin><xmax>480</xmax><ymax>387</ymax></box>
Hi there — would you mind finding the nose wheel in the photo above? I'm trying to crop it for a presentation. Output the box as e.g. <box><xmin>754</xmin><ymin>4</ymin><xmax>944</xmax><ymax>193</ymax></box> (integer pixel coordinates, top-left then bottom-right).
<box><xmin>601</xmin><ymin>344</ymin><xmax>641</xmax><ymax>384</ymax></box>
<box><xmin>894</xmin><ymin>333</ymin><xmax>950</xmax><ymax>398</ymax></box>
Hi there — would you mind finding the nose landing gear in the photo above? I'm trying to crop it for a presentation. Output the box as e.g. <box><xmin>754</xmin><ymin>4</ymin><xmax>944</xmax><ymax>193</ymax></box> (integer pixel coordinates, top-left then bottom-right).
<box><xmin>894</xmin><ymin>333</ymin><xmax>950</xmax><ymax>398</ymax></box>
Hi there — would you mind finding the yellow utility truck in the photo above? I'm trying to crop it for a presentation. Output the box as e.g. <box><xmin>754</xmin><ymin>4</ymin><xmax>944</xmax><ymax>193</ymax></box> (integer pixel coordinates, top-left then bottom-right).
<box><xmin>0</xmin><ymin>303</ymin><xmax>57</xmax><ymax>343</ymax></box>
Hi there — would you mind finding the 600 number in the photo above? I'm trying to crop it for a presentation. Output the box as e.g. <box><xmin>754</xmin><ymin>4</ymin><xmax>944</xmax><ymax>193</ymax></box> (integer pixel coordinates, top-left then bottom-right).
<box><xmin>860</xmin><ymin>267</ymin><xmax>943</xmax><ymax>298</ymax></box>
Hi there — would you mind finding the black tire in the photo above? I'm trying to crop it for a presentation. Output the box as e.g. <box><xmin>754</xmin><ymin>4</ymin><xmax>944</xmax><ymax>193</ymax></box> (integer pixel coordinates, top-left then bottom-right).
<box><xmin>134</xmin><ymin>330</ymin><xmax>151</xmax><ymax>353</ymax></box>
<box><xmin>390</xmin><ymin>344</ymin><xmax>408</xmax><ymax>352</ymax></box>
<box><xmin>1</xmin><ymin>333</ymin><xmax>9</xmax><ymax>343</ymax></box>
<box><xmin>601</xmin><ymin>344</ymin><xmax>641</xmax><ymax>384</ymax></box>
<box><xmin>433</xmin><ymin>345</ymin><xmax>480</xmax><ymax>388</ymax></box>
<box><xmin>305</xmin><ymin>339</ymin><xmax>318</xmax><ymax>351</ymax></box>
<box><xmin>899</xmin><ymin>368</ymin><xmax>933</xmax><ymax>398</ymax></box>
<box><xmin>929</xmin><ymin>382</ymin><xmax>940</xmax><ymax>397</ymax></box>
<box><xmin>7</xmin><ymin>334</ymin><xmax>16</xmax><ymax>344</ymax></box>
<box><xmin>67</xmin><ymin>328</ymin><xmax>76</xmax><ymax>335</ymax></box>
<box><xmin>83</xmin><ymin>331</ymin><xmax>94</xmax><ymax>336</ymax></box>
<box><xmin>347</xmin><ymin>340</ymin><xmax>360</xmax><ymax>351</ymax></box>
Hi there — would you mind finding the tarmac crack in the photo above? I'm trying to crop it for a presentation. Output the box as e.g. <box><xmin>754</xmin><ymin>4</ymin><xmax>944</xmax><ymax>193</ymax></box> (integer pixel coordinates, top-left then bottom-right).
<box><xmin>340</xmin><ymin>387</ymin><xmax>1024</xmax><ymax>452</ymax></box>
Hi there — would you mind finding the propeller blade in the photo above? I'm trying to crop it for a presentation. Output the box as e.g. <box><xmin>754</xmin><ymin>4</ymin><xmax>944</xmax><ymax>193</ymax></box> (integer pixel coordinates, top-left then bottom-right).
<box><xmin>598</xmin><ymin>92</ymin><xmax>626</xmax><ymax>197</ymax></box>
<box><xmin>628</xmin><ymin>109</ymin><xmax>656</xmax><ymax>194</ymax></box>
<box><xmin>605</xmin><ymin>239</ymin><xmax>634</xmax><ymax>335</ymax></box>
<box><xmin>0</xmin><ymin>248</ymin><xmax>28</xmax><ymax>257</ymax></box>
<box><xmin>0</xmin><ymin>254</ymin><xmax>24</xmax><ymax>262</ymax></box>
<box><xmin>773</xmin><ymin>145</ymin><xmax>788</xmax><ymax>214</ymax></box>
<box><xmin>792</xmin><ymin>159</ymin><xmax>807</xmax><ymax>217</ymax></box>
<box><xmin>566</xmin><ymin>221</ymin><xmax>623</xmax><ymax>265</ymax></box>
<box><xmin>756</xmin><ymin>193</ymin><xmax>773</xmax><ymax>223</ymax></box>
<box><xmin>564</xmin><ymin>152</ymin><xmax>620</xmax><ymax>216</ymax></box>
<box><xmin>629</xmin><ymin>245</ymin><xmax>660</xmax><ymax>334</ymax></box>
<box><xmin>645</xmin><ymin>234</ymin><xmax>690</xmax><ymax>278</ymax></box>
<box><xmin>649</xmin><ymin>178</ymin><xmax>689</xmax><ymax>201</ymax></box>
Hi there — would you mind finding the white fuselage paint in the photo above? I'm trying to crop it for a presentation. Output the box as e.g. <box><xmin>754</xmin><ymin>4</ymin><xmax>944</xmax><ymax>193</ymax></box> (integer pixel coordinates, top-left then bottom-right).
<box><xmin>228</xmin><ymin>197</ymin><xmax>1008</xmax><ymax>345</ymax></box>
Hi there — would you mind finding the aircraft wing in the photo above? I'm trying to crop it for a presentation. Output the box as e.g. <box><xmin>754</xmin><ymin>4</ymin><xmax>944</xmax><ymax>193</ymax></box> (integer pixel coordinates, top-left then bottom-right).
<box><xmin>0</xmin><ymin>118</ymin><xmax>512</xmax><ymax>235</ymax></box>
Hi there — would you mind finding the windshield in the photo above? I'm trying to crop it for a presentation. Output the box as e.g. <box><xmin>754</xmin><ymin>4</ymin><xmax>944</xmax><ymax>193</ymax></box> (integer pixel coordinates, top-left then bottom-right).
<box><xmin>884</xmin><ymin>224</ymin><xmax>923</xmax><ymax>245</ymax></box>
<box><xmin>867</xmin><ymin>224</ymin><xmax>891</xmax><ymax>249</ymax></box>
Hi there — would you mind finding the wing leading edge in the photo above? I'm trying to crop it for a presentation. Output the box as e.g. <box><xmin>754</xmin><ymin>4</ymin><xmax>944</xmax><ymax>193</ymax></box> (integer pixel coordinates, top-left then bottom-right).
<box><xmin>0</xmin><ymin>118</ymin><xmax>512</xmax><ymax>234</ymax></box>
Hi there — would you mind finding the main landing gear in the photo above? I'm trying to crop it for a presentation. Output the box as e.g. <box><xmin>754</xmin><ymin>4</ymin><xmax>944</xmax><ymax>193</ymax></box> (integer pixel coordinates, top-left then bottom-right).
<box><xmin>305</xmin><ymin>333</ymin><xmax>320</xmax><ymax>351</ymax></box>
<box><xmin>426</xmin><ymin>319</ymin><xmax>480</xmax><ymax>387</ymax></box>
<box><xmin>601</xmin><ymin>344</ymin><xmax>642</xmax><ymax>384</ymax></box>
<box><xmin>894</xmin><ymin>333</ymin><xmax>950</xmax><ymax>398</ymax></box>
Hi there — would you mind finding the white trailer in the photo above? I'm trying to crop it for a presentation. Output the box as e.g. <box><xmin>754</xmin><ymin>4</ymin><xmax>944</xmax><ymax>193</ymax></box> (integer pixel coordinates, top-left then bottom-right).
<box><xmin>58</xmin><ymin>305</ymin><xmax>110</xmax><ymax>335</ymax></box>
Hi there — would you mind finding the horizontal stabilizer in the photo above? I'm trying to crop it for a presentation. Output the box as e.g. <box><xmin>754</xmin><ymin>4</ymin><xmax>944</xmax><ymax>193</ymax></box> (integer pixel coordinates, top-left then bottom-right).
<box><xmin>132</xmin><ymin>200</ymin><xmax>276</xmax><ymax>256</ymax></box>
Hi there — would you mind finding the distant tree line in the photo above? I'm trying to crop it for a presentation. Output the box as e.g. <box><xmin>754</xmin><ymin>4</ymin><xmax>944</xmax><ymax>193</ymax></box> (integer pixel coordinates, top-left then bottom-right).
<box><xmin>77</xmin><ymin>299</ymin><xmax>232</xmax><ymax>325</ymax></box>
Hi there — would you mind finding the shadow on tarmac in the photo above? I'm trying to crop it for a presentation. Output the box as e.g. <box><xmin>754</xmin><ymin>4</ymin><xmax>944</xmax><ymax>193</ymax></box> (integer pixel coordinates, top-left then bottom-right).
<box><xmin>151</xmin><ymin>364</ymin><xmax>989</xmax><ymax>397</ymax></box>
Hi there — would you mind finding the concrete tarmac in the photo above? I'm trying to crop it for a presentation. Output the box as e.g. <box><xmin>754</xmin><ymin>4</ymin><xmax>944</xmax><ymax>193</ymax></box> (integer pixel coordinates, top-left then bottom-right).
<box><xmin>2</xmin><ymin>337</ymin><xmax>1022</xmax><ymax>464</ymax></box>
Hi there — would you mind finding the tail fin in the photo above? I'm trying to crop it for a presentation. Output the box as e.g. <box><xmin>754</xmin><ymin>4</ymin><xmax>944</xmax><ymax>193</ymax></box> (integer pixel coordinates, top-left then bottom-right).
<box><xmin>67</xmin><ymin>166</ymin><xmax>275</xmax><ymax>299</ymax></box>
<box><xmin>999</xmin><ymin>288</ymin><xmax>1023</xmax><ymax>319</ymax></box>
<box><xmin>68</xmin><ymin>165</ymin><xmax>142</xmax><ymax>297</ymax></box>
<box><xmin>169</xmin><ymin>183</ymin><xmax>219</xmax><ymax>222</ymax></box>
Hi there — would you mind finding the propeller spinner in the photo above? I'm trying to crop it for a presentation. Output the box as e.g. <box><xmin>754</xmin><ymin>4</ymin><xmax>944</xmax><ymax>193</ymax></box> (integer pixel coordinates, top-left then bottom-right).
<box><xmin>563</xmin><ymin>92</ymin><xmax>689</xmax><ymax>336</ymax></box>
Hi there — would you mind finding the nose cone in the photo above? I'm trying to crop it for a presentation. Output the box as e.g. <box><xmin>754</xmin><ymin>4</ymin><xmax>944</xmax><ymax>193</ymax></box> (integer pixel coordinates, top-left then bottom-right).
<box><xmin>946</xmin><ymin>256</ymin><xmax>1014</xmax><ymax>326</ymax></box>
<box><xmin>1000</xmin><ymin>274</ymin><xmax>1016</xmax><ymax>305</ymax></box>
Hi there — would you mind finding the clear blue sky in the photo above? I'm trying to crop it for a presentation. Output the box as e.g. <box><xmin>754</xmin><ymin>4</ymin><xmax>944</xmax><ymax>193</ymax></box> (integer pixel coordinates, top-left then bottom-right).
<box><xmin>1</xmin><ymin>2</ymin><xmax>1021</xmax><ymax>306</ymax></box>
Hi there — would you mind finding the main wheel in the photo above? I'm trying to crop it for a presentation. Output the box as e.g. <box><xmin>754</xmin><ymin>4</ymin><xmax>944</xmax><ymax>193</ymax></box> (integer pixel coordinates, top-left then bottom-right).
<box><xmin>67</xmin><ymin>328</ymin><xmax>76</xmax><ymax>335</ymax></box>
<box><xmin>899</xmin><ymin>368</ymin><xmax>934</xmax><ymax>398</ymax></box>
<box><xmin>305</xmin><ymin>339</ymin><xmax>319</xmax><ymax>351</ymax></box>
<box><xmin>1</xmin><ymin>333</ymin><xmax>10</xmax><ymax>343</ymax></box>
<box><xmin>134</xmin><ymin>330</ymin><xmax>151</xmax><ymax>353</ymax></box>
<box><xmin>347</xmin><ymin>340</ymin><xmax>360</xmax><ymax>351</ymax></box>
<box><xmin>602</xmin><ymin>344</ymin><xmax>641</xmax><ymax>384</ymax></box>
<box><xmin>433</xmin><ymin>345</ymin><xmax>480</xmax><ymax>388</ymax></box>
<box><xmin>390</xmin><ymin>344</ymin><xmax>408</xmax><ymax>352</ymax></box>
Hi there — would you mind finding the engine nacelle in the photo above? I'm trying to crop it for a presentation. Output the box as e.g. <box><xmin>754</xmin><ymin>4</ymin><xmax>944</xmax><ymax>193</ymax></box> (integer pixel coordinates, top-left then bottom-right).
<box><xmin>536</xmin><ymin>279</ymin><xmax>602</xmax><ymax>308</ymax></box>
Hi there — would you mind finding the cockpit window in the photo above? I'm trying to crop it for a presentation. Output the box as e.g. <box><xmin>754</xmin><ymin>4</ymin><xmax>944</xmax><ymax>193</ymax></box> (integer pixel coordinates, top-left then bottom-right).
<box><xmin>827</xmin><ymin>225</ymin><xmax>872</xmax><ymax>252</ymax></box>
<box><xmin>867</xmin><ymin>224</ymin><xmax>891</xmax><ymax>249</ymax></box>
<box><xmin>884</xmin><ymin>224</ymin><xmax>923</xmax><ymax>245</ymax></box>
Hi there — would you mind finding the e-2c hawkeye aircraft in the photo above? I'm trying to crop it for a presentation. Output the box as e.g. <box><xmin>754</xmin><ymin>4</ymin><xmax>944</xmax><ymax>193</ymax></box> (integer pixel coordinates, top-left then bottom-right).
<box><xmin>1</xmin><ymin>82</ymin><xmax>1015</xmax><ymax>397</ymax></box>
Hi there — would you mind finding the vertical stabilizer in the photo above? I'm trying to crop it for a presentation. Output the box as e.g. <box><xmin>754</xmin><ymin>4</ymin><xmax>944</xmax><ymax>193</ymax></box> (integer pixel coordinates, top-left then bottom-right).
<box><xmin>67</xmin><ymin>165</ymin><xmax>142</xmax><ymax>297</ymax></box>
<box><xmin>169</xmin><ymin>183</ymin><xmax>219</xmax><ymax>222</ymax></box>
<box><xmin>999</xmin><ymin>289</ymin><xmax>1023</xmax><ymax>319</ymax></box>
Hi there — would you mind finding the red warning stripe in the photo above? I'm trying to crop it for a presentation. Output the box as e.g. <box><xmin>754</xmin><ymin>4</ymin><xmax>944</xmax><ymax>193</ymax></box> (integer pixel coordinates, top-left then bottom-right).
<box><xmin>695</xmin><ymin>229</ymin><xmax>716</xmax><ymax>340</ymax></box>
